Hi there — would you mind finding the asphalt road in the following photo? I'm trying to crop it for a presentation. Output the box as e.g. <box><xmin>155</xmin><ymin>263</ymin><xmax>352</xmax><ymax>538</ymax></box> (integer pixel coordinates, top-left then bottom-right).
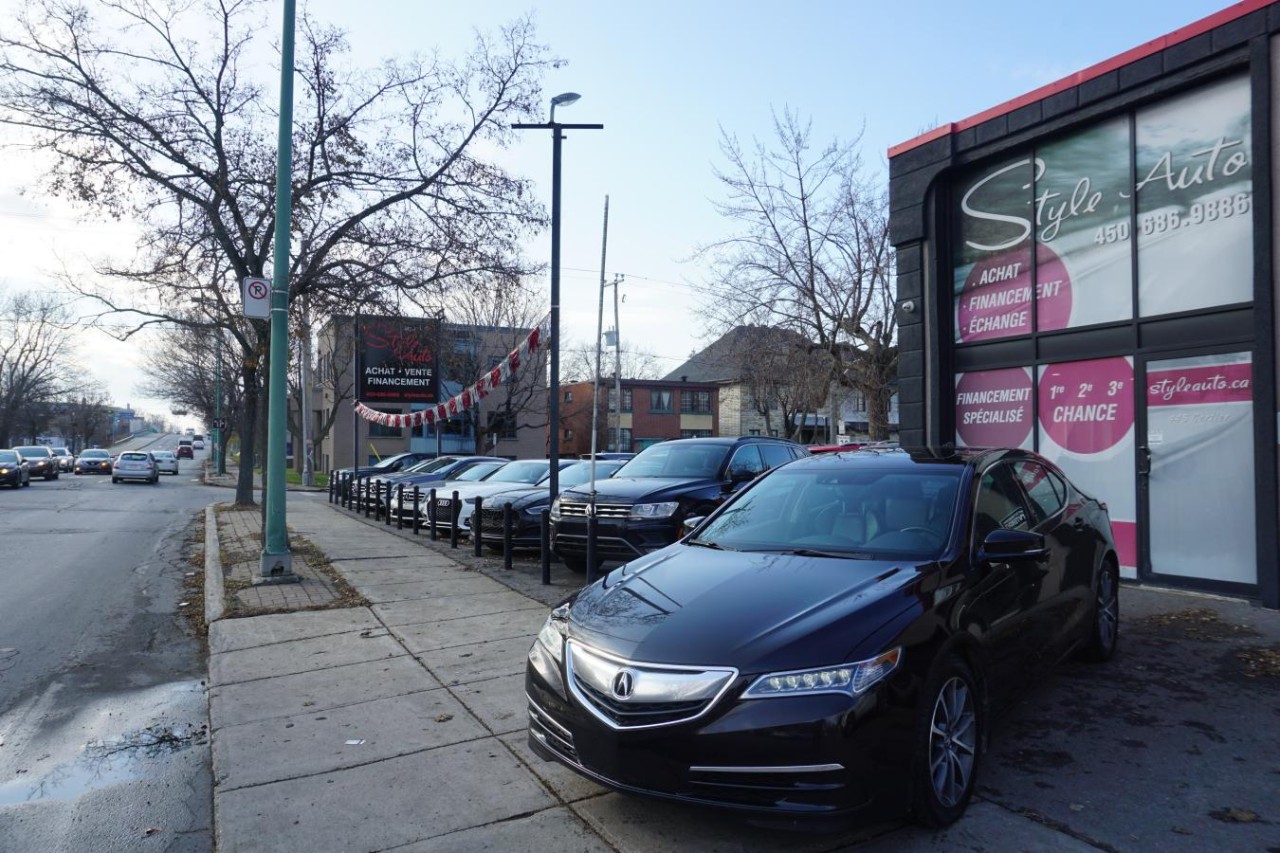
<box><xmin>0</xmin><ymin>434</ymin><xmax>213</xmax><ymax>852</ymax></box>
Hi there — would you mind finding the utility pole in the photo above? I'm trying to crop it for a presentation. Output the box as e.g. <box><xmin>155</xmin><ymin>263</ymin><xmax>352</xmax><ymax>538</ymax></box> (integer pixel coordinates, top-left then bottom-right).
<box><xmin>607</xmin><ymin>275</ymin><xmax>623</xmax><ymax>452</ymax></box>
<box><xmin>301</xmin><ymin>295</ymin><xmax>314</xmax><ymax>486</ymax></box>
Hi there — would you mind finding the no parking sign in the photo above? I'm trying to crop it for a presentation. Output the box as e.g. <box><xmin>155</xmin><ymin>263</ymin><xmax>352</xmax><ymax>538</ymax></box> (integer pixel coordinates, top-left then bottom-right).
<box><xmin>242</xmin><ymin>276</ymin><xmax>271</xmax><ymax>319</ymax></box>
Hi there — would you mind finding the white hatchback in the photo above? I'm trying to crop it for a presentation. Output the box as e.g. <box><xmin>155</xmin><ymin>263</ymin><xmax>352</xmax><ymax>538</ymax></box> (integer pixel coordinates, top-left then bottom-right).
<box><xmin>113</xmin><ymin>451</ymin><xmax>160</xmax><ymax>484</ymax></box>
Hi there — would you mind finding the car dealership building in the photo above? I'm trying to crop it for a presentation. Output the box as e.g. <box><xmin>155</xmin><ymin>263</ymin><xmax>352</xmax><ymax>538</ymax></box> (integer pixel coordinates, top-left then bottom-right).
<box><xmin>888</xmin><ymin>0</ymin><xmax>1280</xmax><ymax>607</ymax></box>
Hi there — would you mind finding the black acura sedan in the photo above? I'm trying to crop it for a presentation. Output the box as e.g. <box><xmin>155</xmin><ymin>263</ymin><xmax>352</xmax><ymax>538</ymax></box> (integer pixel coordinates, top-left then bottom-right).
<box><xmin>526</xmin><ymin>447</ymin><xmax>1119</xmax><ymax>829</ymax></box>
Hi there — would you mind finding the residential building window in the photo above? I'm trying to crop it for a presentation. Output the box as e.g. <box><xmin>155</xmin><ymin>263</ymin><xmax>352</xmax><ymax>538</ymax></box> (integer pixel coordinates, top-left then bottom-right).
<box><xmin>680</xmin><ymin>429</ymin><xmax>713</xmax><ymax>439</ymax></box>
<box><xmin>617</xmin><ymin>427</ymin><xmax>632</xmax><ymax>451</ymax></box>
<box><xmin>621</xmin><ymin>388</ymin><xmax>633</xmax><ymax>412</ymax></box>
<box><xmin>487</xmin><ymin>409</ymin><xmax>517</xmax><ymax>439</ymax></box>
<box><xmin>769</xmin><ymin>429</ymin><xmax>779</xmax><ymax>437</ymax></box>
<box><xmin>679</xmin><ymin>389</ymin><xmax>711</xmax><ymax>413</ymax></box>
<box><xmin>749</xmin><ymin>429</ymin><xmax>761</xmax><ymax>436</ymax></box>
<box><xmin>650</xmin><ymin>389</ymin><xmax>673</xmax><ymax>413</ymax></box>
<box><xmin>564</xmin><ymin>428</ymin><xmax>574</xmax><ymax>440</ymax></box>
<box><xmin>564</xmin><ymin>390</ymin><xmax>573</xmax><ymax>402</ymax></box>
<box><xmin>368</xmin><ymin>408</ymin><xmax>402</xmax><ymax>438</ymax></box>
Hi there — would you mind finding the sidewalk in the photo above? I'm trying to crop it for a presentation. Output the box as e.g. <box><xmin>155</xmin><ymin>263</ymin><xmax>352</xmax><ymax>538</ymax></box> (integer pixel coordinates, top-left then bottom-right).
<box><xmin>204</xmin><ymin>491</ymin><xmax>1280</xmax><ymax>852</ymax></box>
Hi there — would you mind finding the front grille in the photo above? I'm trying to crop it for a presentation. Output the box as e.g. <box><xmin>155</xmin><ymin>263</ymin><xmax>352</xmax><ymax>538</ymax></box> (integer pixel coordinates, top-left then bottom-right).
<box><xmin>528</xmin><ymin>699</ymin><xmax>578</xmax><ymax>762</ymax></box>
<box><xmin>566</xmin><ymin>642</ymin><xmax>737</xmax><ymax>731</ymax></box>
<box><xmin>558</xmin><ymin>501</ymin><xmax>631</xmax><ymax>519</ymax></box>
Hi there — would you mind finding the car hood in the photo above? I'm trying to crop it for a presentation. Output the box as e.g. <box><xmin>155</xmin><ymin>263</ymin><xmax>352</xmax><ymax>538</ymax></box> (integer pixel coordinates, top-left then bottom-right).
<box><xmin>566</xmin><ymin>545</ymin><xmax>922</xmax><ymax>672</ymax></box>
<box><xmin>477</xmin><ymin>485</ymin><xmax>549</xmax><ymax>509</ymax></box>
<box><xmin>560</xmin><ymin>477</ymin><xmax>722</xmax><ymax>504</ymax></box>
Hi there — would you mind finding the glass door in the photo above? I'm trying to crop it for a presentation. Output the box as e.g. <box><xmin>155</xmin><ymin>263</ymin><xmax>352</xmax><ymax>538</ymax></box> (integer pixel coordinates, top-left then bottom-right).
<box><xmin>1139</xmin><ymin>351</ymin><xmax>1255</xmax><ymax>586</ymax></box>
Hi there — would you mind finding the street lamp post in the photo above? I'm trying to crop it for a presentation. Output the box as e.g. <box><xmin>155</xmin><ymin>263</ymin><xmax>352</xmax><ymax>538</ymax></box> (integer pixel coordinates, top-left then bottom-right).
<box><xmin>513</xmin><ymin>93</ymin><xmax>602</xmax><ymax>502</ymax></box>
<box><xmin>260</xmin><ymin>0</ymin><xmax>297</xmax><ymax>581</ymax></box>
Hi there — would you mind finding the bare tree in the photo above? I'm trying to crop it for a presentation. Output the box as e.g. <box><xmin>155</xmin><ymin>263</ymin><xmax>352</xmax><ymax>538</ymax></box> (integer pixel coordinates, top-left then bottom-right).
<box><xmin>561</xmin><ymin>339</ymin><xmax>663</xmax><ymax>383</ymax></box>
<box><xmin>730</xmin><ymin>328</ymin><xmax>830</xmax><ymax>441</ymax></box>
<box><xmin>0</xmin><ymin>1</ymin><xmax>554</xmax><ymax>504</ymax></box>
<box><xmin>696</xmin><ymin>110</ymin><xmax>897</xmax><ymax>440</ymax></box>
<box><xmin>0</xmin><ymin>292</ymin><xmax>75</xmax><ymax>446</ymax></box>
<box><xmin>50</xmin><ymin>391</ymin><xmax>112</xmax><ymax>452</ymax></box>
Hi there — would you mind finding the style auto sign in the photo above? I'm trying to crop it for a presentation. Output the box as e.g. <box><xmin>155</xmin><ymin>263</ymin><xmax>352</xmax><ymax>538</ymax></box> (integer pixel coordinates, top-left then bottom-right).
<box><xmin>358</xmin><ymin>317</ymin><xmax>440</xmax><ymax>404</ymax></box>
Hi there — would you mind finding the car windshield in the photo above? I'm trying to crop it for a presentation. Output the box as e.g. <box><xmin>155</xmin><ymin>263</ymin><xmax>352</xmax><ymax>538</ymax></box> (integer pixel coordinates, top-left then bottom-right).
<box><xmin>692</xmin><ymin>466</ymin><xmax>963</xmax><ymax>560</ymax></box>
<box><xmin>154</xmin><ymin>451</ymin><xmax>174</xmax><ymax>459</ymax></box>
<box><xmin>81</xmin><ymin>450</ymin><xmax>109</xmax><ymax>458</ymax></box>
<box><xmin>15</xmin><ymin>446</ymin><xmax>50</xmax><ymax>457</ymax></box>
<box><xmin>454</xmin><ymin>461</ymin><xmax>506</xmax><ymax>481</ymax></box>
<box><xmin>0</xmin><ymin>451</ymin><xmax>17</xmax><ymax>463</ymax></box>
<box><xmin>613</xmin><ymin>443</ymin><xmax>728</xmax><ymax>479</ymax></box>
<box><xmin>404</xmin><ymin>456</ymin><xmax>457</xmax><ymax>474</ymax></box>
<box><xmin>52</xmin><ymin>447</ymin><xmax>69</xmax><ymax>455</ymax></box>
<box><xmin>371</xmin><ymin>454</ymin><xmax>411</xmax><ymax>470</ymax></box>
<box><xmin>485</xmin><ymin>460</ymin><xmax>551</xmax><ymax>484</ymax></box>
<box><xmin>554</xmin><ymin>461</ymin><xmax>624</xmax><ymax>490</ymax></box>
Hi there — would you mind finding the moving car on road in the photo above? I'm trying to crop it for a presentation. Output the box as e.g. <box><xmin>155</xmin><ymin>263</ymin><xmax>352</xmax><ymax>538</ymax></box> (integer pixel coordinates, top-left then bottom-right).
<box><xmin>527</xmin><ymin>447</ymin><xmax>1119</xmax><ymax>829</ymax></box>
<box><xmin>14</xmin><ymin>445</ymin><xmax>59</xmax><ymax>480</ymax></box>
<box><xmin>75</xmin><ymin>448</ymin><xmax>114</xmax><ymax>474</ymax></box>
<box><xmin>113</xmin><ymin>451</ymin><xmax>160</xmax><ymax>484</ymax></box>
<box><xmin>551</xmin><ymin>436</ymin><xmax>808</xmax><ymax>574</ymax></box>
<box><xmin>50</xmin><ymin>446</ymin><xmax>75</xmax><ymax>471</ymax></box>
<box><xmin>0</xmin><ymin>449</ymin><xmax>30</xmax><ymax>488</ymax></box>
<box><xmin>152</xmin><ymin>449</ymin><xmax>181</xmax><ymax>475</ymax></box>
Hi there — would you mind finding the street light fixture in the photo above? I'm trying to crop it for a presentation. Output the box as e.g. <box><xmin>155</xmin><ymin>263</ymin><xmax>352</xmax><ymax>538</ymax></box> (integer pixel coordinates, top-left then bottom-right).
<box><xmin>513</xmin><ymin>93</ymin><xmax>602</xmax><ymax>517</ymax></box>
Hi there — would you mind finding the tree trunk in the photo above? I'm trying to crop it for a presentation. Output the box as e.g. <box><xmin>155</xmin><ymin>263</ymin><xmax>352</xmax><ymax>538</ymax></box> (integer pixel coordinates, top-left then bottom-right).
<box><xmin>868</xmin><ymin>387</ymin><xmax>891</xmax><ymax>441</ymax></box>
<box><xmin>235</xmin><ymin>361</ymin><xmax>259</xmax><ymax>506</ymax></box>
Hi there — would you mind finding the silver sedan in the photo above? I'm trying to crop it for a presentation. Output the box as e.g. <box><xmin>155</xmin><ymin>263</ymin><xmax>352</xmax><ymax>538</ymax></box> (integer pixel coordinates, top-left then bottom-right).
<box><xmin>152</xmin><ymin>449</ymin><xmax>180</xmax><ymax>475</ymax></box>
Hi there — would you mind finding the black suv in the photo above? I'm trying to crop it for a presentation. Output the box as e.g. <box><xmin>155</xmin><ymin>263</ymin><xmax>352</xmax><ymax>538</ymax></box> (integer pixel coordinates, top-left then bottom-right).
<box><xmin>550</xmin><ymin>436</ymin><xmax>808</xmax><ymax>573</ymax></box>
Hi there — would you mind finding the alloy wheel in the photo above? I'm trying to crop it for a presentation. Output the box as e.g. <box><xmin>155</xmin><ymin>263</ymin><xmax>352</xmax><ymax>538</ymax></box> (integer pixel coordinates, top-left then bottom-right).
<box><xmin>1096</xmin><ymin>569</ymin><xmax>1118</xmax><ymax>653</ymax></box>
<box><xmin>928</xmin><ymin>676</ymin><xmax>976</xmax><ymax>808</ymax></box>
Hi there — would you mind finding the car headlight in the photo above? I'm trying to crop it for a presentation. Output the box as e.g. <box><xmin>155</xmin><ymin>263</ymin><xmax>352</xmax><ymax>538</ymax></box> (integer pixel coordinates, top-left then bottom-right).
<box><xmin>529</xmin><ymin>614</ymin><xmax>568</xmax><ymax>697</ymax></box>
<box><xmin>0</xmin><ymin>468</ymin><xmax>8</xmax><ymax>474</ymax></box>
<box><xmin>630</xmin><ymin>501</ymin><xmax>679</xmax><ymax>520</ymax></box>
<box><xmin>522</xmin><ymin>504</ymin><xmax>543</xmax><ymax>517</ymax></box>
<box><xmin>742</xmin><ymin>648</ymin><xmax>902</xmax><ymax>699</ymax></box>
<box><xmin>535</xmin><ymin>615</ymin><xmax>565</xmax><ymax>661</ymax></box>
<box><xmin>549</xmin><ymin>498</ymin><xmax>562</xmax><ymax>519</ymax></box>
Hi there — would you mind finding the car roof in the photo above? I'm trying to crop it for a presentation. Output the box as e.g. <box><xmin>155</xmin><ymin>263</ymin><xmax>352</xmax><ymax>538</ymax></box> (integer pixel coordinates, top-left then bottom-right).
<box><xmin>787</xmin><ymin>445</ymin><xmax>1018</xmax><ymax>471</ymax></box>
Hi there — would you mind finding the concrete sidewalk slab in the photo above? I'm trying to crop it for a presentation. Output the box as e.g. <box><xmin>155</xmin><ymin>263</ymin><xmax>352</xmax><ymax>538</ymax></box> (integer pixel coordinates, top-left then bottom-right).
<box><xmin>210</xmin><ymin>655</ymin><xmax>441</xmax><ymax>728</ymax></box>
<box><xmin>372</xmin><ymin>589</ymin><xmax>544</xmax><ymax>626</ymax></box>
<box><xmin>392</xmin><ymin>806</ymin><xmax>614</xmax><ymax>853</ymax></box>
<box><xmin>451</xmin><ymin>673</ymin><xmax>528</xmax><ymax>735</ymax></box>
<box><xmin>210</xmin><ymin>628</ymin><xmax>405</xmax><ymax>685</ymax></box>
<box><xmin>213</xmin><ymin>687</ymin><xmax>489</xmax><ymax>791</ymax></box>
<box><xmin>214</xmin><ymin>739</ymin><xmax>558</xmax><ymax>852</ymax></box>
<box><xmin>391</xmin><ymin>609</ymin><xmax>547</xmax><ymax>654</ymax></box>
<box><xmin>412</xmin><ymin>634</ymin><xmax>533</xmax><ymax>686</ymax></box>
<box><xmin>209</xmin><ymin>608</ymin><xmax>383</xmax><ymax>654</ymax></box>
<box><xmin>357</xmin><ymin>576</ymin><xmax>506</xmax><ymax>601</ymax></box>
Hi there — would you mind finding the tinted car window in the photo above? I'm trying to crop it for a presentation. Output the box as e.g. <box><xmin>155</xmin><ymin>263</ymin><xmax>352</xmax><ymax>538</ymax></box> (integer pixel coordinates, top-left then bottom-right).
<box><xmin>758</xmin><ymin>443</ymin><xmax>795</xmax><ymax>470</ymax></box>
<box><xmin>80</xmin><ymin>450</ymin><xmax>110</xmax><ymax>458</ymax></box>
<box><xmin>454</xmin><ymin>461</ymin><xmax>506</xmax><ymax>481</ymax></box>
<box><xmin>15</xmin><ymin>446</ymin><xmax>50</xmax><ymax>457</ymax></box>
<box><xmin>727</xmin><ymin>445</ymin><xmax>765</xmax><ymax>479</ymax></box>
<box><xmin>974</xmin><ymin>465</ymin><xmax>1031</xmax><ymax>542</ymax></box>
<box><xmin>1012</xmin><ymin>461</ymin><xmax>1066</xmax><ymax>525</ymax></box>
<box><xmin>120</xmin><ymin>452</ymin><xmax>150</xmax><ymax>461</ymax></box>
<box><xmin>615</xmin><ymin>443</ymin><xmax>729</xmax><ymax>479</ymax></box>
<box><xmin>558</xmin><ymin>461</ymin><xmax>625</xmax><ymax>489</ymax></box>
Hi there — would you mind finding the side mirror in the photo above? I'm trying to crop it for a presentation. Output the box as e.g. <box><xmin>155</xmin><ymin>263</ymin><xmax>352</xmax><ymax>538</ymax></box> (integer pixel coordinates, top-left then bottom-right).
<box><xmin>680</xmin><ymin>516</ymin><xmax>706</xmax><ymax>538</ymax></box>
<box><xmin>978</xmin><ymin>528</ymin><xmax>1048</xmax><ymax>563</ymax></box>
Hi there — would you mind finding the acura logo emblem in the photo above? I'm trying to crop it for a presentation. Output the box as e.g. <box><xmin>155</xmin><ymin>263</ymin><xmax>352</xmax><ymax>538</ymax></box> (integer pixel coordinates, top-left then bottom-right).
<box><xmin>612</xmin><ymin>668</ymin><xmax>637</xmax><ymax>699</ymax></box>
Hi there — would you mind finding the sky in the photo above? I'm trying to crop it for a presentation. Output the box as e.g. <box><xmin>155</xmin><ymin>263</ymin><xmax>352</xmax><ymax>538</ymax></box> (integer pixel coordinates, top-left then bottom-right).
<box><xmin>0</xmin><ymin>0</ymin><xmax>1240</xmax><ymax>427</ymax></box>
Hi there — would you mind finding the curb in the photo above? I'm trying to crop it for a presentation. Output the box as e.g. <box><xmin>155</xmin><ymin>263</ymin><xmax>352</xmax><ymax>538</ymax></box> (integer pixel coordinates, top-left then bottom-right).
<box><xmin>204</xmin><ymin>505</ymin><xmax>224</xmax><ymax>624</ymax></box>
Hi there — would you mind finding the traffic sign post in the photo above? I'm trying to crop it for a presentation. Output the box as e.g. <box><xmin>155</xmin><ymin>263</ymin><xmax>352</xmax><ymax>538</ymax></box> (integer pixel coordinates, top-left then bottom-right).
<box><xmin>242</xmin><ymin>276</ymin><xmax>270</xmax><ymax>319</ymax></box>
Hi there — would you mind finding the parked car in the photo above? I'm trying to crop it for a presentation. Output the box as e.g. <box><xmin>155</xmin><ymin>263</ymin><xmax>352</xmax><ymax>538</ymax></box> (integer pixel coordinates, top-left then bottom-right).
<box><xmin>472</xmin><ymin>459</ymin><xmax>627</xmax><ymax>550</ymax></box>
<box><xmin>368</xmin><ymin>455</ymin><xmax>507</xmax><ymax>495</ymax></box>
<box><xmin>429</xmin><ymin>459</ymin><xmax>570</xmax><ymax>535</ymax></box>
<box><xmin>50</xmin><ymin>446</ymin><xmax>75</xmax><ymax>471</ymax></box>
<box><xmin>332</xmin><ymin>451</ymin><xmax>436</xmax><ymax>481</ymax></box>
<box><xmin>14</xmin><ymin>445</ymin><xmax>59</xmax><ymax>480</ymax></box>
<box><xmin>75</xmin><ymin>448</ymin><xmax>115</xmax><ymax>474</ymax></box>
<box><xmin>0</xmin><ymin>449</ymin><xmax>31</xmax><ymax>488</ymax></box>
<box><xmin>527</xmin><ymin>447</ymin><xmax>1119</xmax><ymax>829</ymax></box>
<box><xmin>388</xmin><ymin>459</ymin><xmax>510</xmax><ymax>523</ymax></box>
<box><xmin>152</xmin><ymin>449</ymin><xmax>180</xmax><ymax>475</ymax></box>
<box><xmin>551</xmin><ymin>436</ymin><xmax>809</xmax><ymax>574</ymax></box>
<box><xmin>808</xmin><ymin>443</ymin><xmax>864</xmax><ymax>453</ymax></box>
<box><xmin>113</xmin><ymin>451</ymin><xmax>160</xmax><ymax>484</ymax></box>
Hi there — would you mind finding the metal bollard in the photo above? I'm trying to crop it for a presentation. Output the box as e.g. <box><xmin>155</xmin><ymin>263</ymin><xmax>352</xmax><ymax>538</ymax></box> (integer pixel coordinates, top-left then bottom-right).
<box><xmin>449</xmin><ymin>490</ymin><xmax>460</xmax><ymax>549</ymax></box>
<box><xmin>502</xmin><ymin>502</ymin><xmax>514</xmax><ymax>571</ymax></box>
<box><xmin>396</xmin><ymin>484</ymin><xmax>405</xmax><ymax>529</ymax></box>
<box><xmin>472</xmin><ymin>496</ymin><xmax>484</xmax><ymax>556</ymax></box>
<box><xmin>365</xmin><ymin>479</ymin><xmax>374</xmax><ymax>518</ymax></box>
<box><xmin>412</xmin><ymin>485</ymin><xmax>421</xmax><ymax>535</ymax></box>
<box><xmin>328</xmin><ymin>476</ymin><xmax>335</xmax><ymax>503</ymax></box>
<box><xmin>586</xmin><ymin>513</ymin><xmax>598</xmax><ymax>585</ymax></box>
<box><xmin>384</xmin><ymin>482</ymin><xmax>393</xmax><ymax>525</ymax></box>
<box><xmin>340</xmin><ymin>473</ymin><xmax>348</xmax><ymax>508</ymax></box>
<box><xmin>428</xmin><ymin>488</ymin><xmax>438</xmax><ymax>541</ymax></box>
<box><xmin>540</xmin><ymin>509</ymin><xmax>551</xmax><ymax>585</ymax></box>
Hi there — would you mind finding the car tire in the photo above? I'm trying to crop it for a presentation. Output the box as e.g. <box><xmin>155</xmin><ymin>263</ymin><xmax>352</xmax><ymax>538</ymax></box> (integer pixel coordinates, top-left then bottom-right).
<box><xmin>23</xmin><ymin>478</ymin><xmax>30</xmax><ymax>487</ymax></box>
<box><xmin>911</xmin><ymin>653</ymin><xmax>983</xmax><ymax>828</ymax></box>
<box><xmin>112</xmin><ymin>477</ymin><xmax>119</xmax><ymax>484</ymax></box>
<box><xmin>1079</xmin><ymin>560</ymin><xmax>1119</xmax><ymax>662</ymax></box>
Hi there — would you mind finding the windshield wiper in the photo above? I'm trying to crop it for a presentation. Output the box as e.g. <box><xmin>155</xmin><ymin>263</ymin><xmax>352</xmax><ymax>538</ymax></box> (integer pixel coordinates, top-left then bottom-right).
<box><xmin>686</xmin><ymin>538</ymin><xmax>735</xmax><ymax>551</ymax></box>
<box><xmin>766</xmin><ymin>548</ymin><xmax>865</xmax><ymax>559</ymax></box>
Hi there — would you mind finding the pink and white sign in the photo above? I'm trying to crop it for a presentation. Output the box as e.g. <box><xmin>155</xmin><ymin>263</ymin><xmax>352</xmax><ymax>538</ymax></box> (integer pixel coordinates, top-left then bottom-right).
<box><xmin>957</xmin><ymin>244</ymin><xmax>1072</xmax><ymax>342</ymax></box>
<box><xmin>954</xmin><ymin>367</ymin><xmax>1034</xmax><ymax>448</ymax></box>
<box><xmin>1147</xmin><ymin>362</ymin><xmax>1252</xmax><ymax>407</ymax></box>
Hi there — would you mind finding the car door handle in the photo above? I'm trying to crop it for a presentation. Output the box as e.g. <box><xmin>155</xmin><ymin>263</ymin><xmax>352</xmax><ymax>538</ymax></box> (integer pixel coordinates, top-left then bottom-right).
<box><xmin>1072</xmin><ymin>517</ymin><xmax>1086</xmax><ymax>530</ymax></box>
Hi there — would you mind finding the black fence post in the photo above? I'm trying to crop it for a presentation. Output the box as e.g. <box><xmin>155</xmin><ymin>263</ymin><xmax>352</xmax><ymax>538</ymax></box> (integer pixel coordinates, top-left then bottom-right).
<box><xmin>396</xmin><ymin>483</ymin><xmax>405</xmax><ymax>529</ymax></box>
<box><xmin>364</xmin><ymin>479</ymin><xmax>374</xmax><ymax>518</ymax></box>
<box><xmin>383</xmin><ymin>482</ymin><xmax>392</xmax><ymax>525</ymax></box>
<box><xmin>429</xmin><ymin>488</ymin><xmax>438</xmax><ymax>541</ymax></box>
<box><xmin>472</xmin><ymin>496</ymin><xmax>484</xmax><ymax>556</ymax></box>
<box><xmin>340</xmin><ymin>473</ymin><xmax>348</xmax><ymax>508</ymax></box>
<box><xmin>502</xmin><ymin>502</ymin><xmax>514</xmax><ymax>571</ymax></box>
<box><xmin>449</xmin><ymin>490</ymin><xmax>460</xmax><ymax>549</ymax></box>
<box><xmin>540</xmin><ymin>509</ymin><xmax>551</xmax><ymax>585</ymax></box>
<box><xmin>412</xmin><ymin>485</ymin><xmax>421</xmax><ymax>535</ymax></box>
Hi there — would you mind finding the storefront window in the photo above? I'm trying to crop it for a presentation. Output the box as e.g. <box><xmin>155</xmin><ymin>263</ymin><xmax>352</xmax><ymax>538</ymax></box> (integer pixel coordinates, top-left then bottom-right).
<box><xmin>953</xmin><ymin>367</ymin><xmax>1034</xmax><ymax>449</ymax></box>
<box><xmin>1135</xmin><ymin>75</ymin><xmax>1252</xmax><ymax>317</ymax></box>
